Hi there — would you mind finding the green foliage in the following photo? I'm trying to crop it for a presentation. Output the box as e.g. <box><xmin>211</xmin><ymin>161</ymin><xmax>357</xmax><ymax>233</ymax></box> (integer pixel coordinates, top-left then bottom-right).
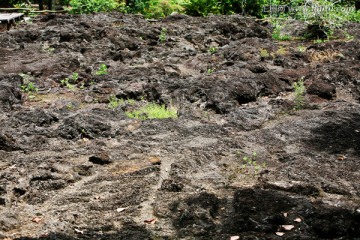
<box><xmin>95</xmin><ymin>64</ymin><xmax>108</xmax><ymax>75</ymax></box>
<box><xmin>158</xmin><ymin>28</ymin><xmax>167</xmax><ymax>42</ymax></box>
<box><xmin>183</xmin><ymin>0</ymin><xmax>220</xmax><ymax>16</ymax></box>
<box><xmin>61</xmin><ymin>72</ymin><xmax>79</xmax><ymax>90</ymax></box>
<box><xmin>126</xmin><ymin>103</ymin><xmax>177</xmax><ymax>120</ymax></box>
<box><xmin>108</xmin><ymin>96</ymin><xmax>125</xmax><ymax>109</ymax></box>
<box><xmin>126</xmin><ymin>0</ymin><xmax>185</xmax><ymax>18</ymax></box>
<box><xmin>297</xmin><ymin>45</ymin><xmax>306</xmax><ymax>52</ymax></box>
<box><xmin>69</xmin><ymin>0</ymin><xmax>118</xmax><ymax>14</ymax></box>
<box><xmin>259</xmin><ymin>48</ymin><xmax>270</xmax><ymax>59</ymax></box>
<box><xmin>208</xmin><ymin>46</ymin><xmax>218</xmax><ymax>54</ymax></box>
<box><xmin>241</xmin><ymin>151</ymin><xmax>265</xmax><ymax>175</ymax></box>
<box><xmin>21</xmin><ymin>82</ymin><xmax>38</xmax><ymax>93</ymax></box>
<box><xmin>293</xmin><ymin>79</ymin><xmax>306</xmax><ymax>110</ymax></box>
<box><xmin>271</xmin><ymin>20</ymin><xmax>292</xmax><ymax>41</ymax></box>
<box><xmin>207</xmin><ymin>68</ymin><xmax>214</xmax><ymax>74</ymax></box>
<box><xmin>227</xmin><ymin>151</ymin><xmax>266</xmax><ymax>181</ymax></box>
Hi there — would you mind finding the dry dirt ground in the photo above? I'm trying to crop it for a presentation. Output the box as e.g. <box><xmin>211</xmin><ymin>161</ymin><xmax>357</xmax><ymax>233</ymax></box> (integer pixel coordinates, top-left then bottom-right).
<box><xmin>0</xmin><ymin>12</ymin><xmax>360</xmax><ymax>239</ymax></box>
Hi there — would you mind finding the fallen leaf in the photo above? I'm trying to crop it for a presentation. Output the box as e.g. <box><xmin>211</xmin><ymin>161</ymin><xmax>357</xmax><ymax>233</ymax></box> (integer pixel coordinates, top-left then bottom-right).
<box><xmin>294</xmin><ymin>217</ymin><xmax>302</xmax><ymax>223</ymax></box>
<box><xmin>31</xmin><ymin>217</ymin><xmax>42</xmax><ymax>224</ymax></box>
<box><xmin>337</xmin><ymin>155</ymin><xmax>346</xmax><ymax>161</ymax></box>
<box><xmin>230</xmin><ymin>236</ymin><xmax>240</xmax><ymax>240</ymax></box>
<box><xmin>281</xmin><ymin>225</ymin><xmax>295</xmax><ymax>231</ymax></box>
<box><xmin>144</xmin><ymin>218</ymin><xmax>157</xmax><ymax>224</ymax></box>
<box><xmin>116</xmin><ymin>207</ymin><xmax>127</xmax><ymax>212</ymax></box>
<box><xmin>283</xmin><ymin>212</ymin><xmax>288</xmax><ymax>217</ymax></box>
<box><xmin>276</xmin><ymin>232</ymin><xmax>285</xmax><ymax>236</ymax></box>
<box><xmin>75</xmin><ymin>228</ymin><xmax>84</xmax><ymax>234</ymax></box>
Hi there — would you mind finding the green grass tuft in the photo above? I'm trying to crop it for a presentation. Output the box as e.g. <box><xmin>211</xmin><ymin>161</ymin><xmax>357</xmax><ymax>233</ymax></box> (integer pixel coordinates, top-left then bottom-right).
<box><xmin>126</xmin><ymin>103</ymin><xmax>177</xmax><ymax>120</ymax></box>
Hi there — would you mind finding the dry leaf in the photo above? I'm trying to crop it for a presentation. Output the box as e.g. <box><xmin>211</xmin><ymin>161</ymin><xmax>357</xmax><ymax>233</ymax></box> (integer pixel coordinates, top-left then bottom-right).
<box><xmin>281</xmin><ymin>225</ymin><xmax>295</xmax><ymax>231</ymax></box>
<box><xmin>294</xmin><ymin>217</ymin><xmax>302</xmax><ymax>223</ymax></box>
<box><xmin>75</xmin><ymin>228</ymin><xmax>84</xmax><ymax>234</ymax></box>
<box><xmin>337</xmin><ymin>155</ymin><xmax>346</xmax><ymax>161</ymax></box>
<box><xmin>31</xmin><ymin>217</ymin><xmax>42</xmax><ymax>224</ymax></box>
<box><xmin>276</xmin><ymin>232</ymin><xmax>285</xmax><ymax>236</ymax></box>
<box><xmin>230</xmin><ymin>236</ymin><xmax>240</xmax><ymax>240</ymax></box>
<box><xmin>283</xmin><ymin>212</ymin><xmax>288</xmax><ymax>217</ymax></box>
<box><xmin>116</xmin><ymin>207</ymin><xmax>127</xmax><ymax>212</ymax></box>
<box><xmin>144</xmin><ymin>218</ymin><xmax>157</xmax><ymax>224</ymax></box>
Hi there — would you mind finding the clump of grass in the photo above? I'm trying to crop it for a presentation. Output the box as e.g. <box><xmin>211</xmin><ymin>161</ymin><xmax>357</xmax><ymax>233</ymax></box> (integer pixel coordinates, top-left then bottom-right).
<box><xmin>159</xmin><ymin>28</ymin><xmax>167</xmax><ymax>43</ymax></box>
<box><xmin>293</xmin><ymin>79</ymin><xmax>306</xmax><ymax>110</ymax></box>
<box><xmin>272</xmin><ymin>21</ymin><xmax>292</xmax><ymax>41</ymax></box>
<box><xmin>276</xmin><ymin>46</ymin><xmax>287</xmax><ymax>55</ymax></box>
<box><xmin>259</xmin><ymin>48</ymin><xmax>270</xmax><ymax>60</ymax></box>
<box><xmin>95</xmin><ymin>64</ymin><xmax>108</xmax><ymax>75</ymax></box>
<box><xmin>108</xmin><ymin>96</ymin><xmax>125</xmax><ymax>109</ymax></box>
<box><xmin>126</xmin><ymin>103</ymin><xmax>177</xmax><ymax>120</ymax></box>
<box><xmin>297</xmin><ymin>45</ymin><xmax>306</xmax><ymax>52</ymax></box>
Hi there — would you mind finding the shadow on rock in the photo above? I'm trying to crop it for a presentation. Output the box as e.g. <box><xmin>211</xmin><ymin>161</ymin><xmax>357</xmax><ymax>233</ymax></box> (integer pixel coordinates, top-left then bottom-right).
<box><xmin>305</xmin><ymin>112</ymin><xmax>360</xmax><ymax>156</ymax></box>
<box><xmin>170</xmin><ymin>188</ymin><xmax>360</xmax><ymax>239</ymax></box>
<box><xmin>14</xmin><ymin>222</ymin><xmax>152</xmax><ymax>240</ymax></box>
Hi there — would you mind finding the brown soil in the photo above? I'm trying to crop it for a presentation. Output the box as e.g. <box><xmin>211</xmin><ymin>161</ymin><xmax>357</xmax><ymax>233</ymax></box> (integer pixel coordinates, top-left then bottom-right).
<box><xmin>0</xmin><ymin>12</ymin><xmax>359</xmax><ymax>240</ymax></box>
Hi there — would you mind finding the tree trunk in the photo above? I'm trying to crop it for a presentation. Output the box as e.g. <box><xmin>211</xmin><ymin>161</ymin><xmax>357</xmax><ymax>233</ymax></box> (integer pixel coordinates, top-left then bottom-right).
<box><xmin>38</xmin><ymin>0</ymin><xmax>44</xmax><ymax>10</ymax></box>
<box><xmin>356</xmin><ymin>0</ymin><xmax>360</xmax><ymax>11</ymax></box>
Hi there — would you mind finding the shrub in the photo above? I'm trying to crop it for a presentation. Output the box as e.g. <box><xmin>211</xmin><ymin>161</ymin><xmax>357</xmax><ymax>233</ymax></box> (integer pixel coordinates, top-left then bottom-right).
<box><xmin>183</xmin><ymin>0</ymin><xmax>220</xmax><ymax>16</ymax></box>
<box><xmin>69</xmin><ymin>0</ymin><xmax>118</xmax><ymax>14</ymax></box>
<box><xmin>127</xmin><ymin>0</ymin><xmax>185</xmax><ymax>18</ymax></box>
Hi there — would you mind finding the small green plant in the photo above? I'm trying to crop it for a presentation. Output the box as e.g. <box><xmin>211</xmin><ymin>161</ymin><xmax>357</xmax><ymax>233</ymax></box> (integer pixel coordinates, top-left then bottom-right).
<box><xmin>313</xmin><ymin>39</ymin><xmax>329</xmax><ymax>44</ymax></box>
<box><xmin>108</xmin><ymin>96</ymin><xmax>125</xmax><ymax>109</ymax></box>
<box><xmin>276</xmin><ymin>46</ymin><xmax>287</xmax><ymax>55</ymax></box>
<box><xmin>159</xmin><ymin>28</ymin><xmax>167</xmax><ymax>43</ymax></box>
<box><xmin>95</xmin><ymin>64</ymin><xmax>108</xmax><ymax>75</ymax></box>
<box><xmin>272</xmin><ymin>21</ymin><xmax>292</xmax><ymax>41</ymax></box>
<box><xmin>344</xmin><ymin>31</ymin><xmax>354</xmax><ymax>41</ymax></box>
<box><xmin>207</xmin><ymin>68</ymin><xmax>214</xmax><ymax>74</ymax></box>
<box><xmin>297</xmin><ymin>45</ymin><xmax>306</xmax><ymax>52</ymax></box>
<box><xmin>259</xmin><ymin>48</ymin><xmax>269</xmax><ymax>60</ymax></box>
<box><xmin>61</xmin><ymin>72</ymin><xmax>79</xmax><ymax>90</ymax></box>
<box><xmin>293</xmin><ymin>79</ymin><xmax>306</xmax><ymax>110</ymax></box>
<box><xmin>227</xmin><ymin>150</ymin><xmax>266</xmax><ymax>182</ymax></box>
<box><xmin>126</xmin><ymin>102</ymin><xmax>177</xmax><ymax>120</ymax></box>
<box><xmin>208</xmin><ymin>46</ymin><xmax>218</xmax><ymax>54</ymax></box>
<box><xmin>21</xmin><ymin>82</ymin><xmax>38</xmax><ymax>93</ymax></box>
<box><xmin>240</xmin><ymin>151</ymin><xmax>265</xmax><ymax>175</ymax></box>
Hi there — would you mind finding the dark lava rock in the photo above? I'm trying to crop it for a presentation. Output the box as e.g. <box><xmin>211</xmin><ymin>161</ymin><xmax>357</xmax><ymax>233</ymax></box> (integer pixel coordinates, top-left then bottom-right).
<box><xmin>0</xmin><ymin>75</ymin><xmax>22</xmax><ymax>110</ymax></box>
<box><xmin>307</xmin><ymin>81</ymin><xmax>336</xmax><ymax>100</ymax></box>
<box><xmin>0</xmin><ymin>133</ymin><xmax>21</xmax><ymax>151</ymax></box>
<box><xmin>248</xmin><ymin>64</ymin><xmax>268</xmax><ymax>73</ymax></box>
<box><xmin>89</xmin><ymin>152</ymin><xmax>112</xmax><ymax>165</ymax></box>
<box><xmin>73</xmin><ymin>164</ymin><xmax>94</xmax><ymax>176</ymax></box>
<box><xmin>161</xmin><ymin>179</ymin><xmax>184</xmax><ymax>192</ymax></box>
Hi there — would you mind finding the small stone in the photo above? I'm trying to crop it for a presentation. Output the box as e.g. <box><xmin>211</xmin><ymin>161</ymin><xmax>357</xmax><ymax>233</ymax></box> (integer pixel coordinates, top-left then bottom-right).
<box><xmin>89</xmin><ymin>152</ymin><xmax>112</xmax><ymax>165</ymax></box>
<box><xmin>84</xmin><ymin>95</ymin><xmax>93</xmax><ymax>103</ymax></box>
<box><xmin>281</xmin><ymin>225</ymin><xmax>295</xmax><ymax>231</ymax></box>
<box><xmin>307</xmin><ymin>81</ymin><xmax>336</xmax><ymax>100</ymax></box>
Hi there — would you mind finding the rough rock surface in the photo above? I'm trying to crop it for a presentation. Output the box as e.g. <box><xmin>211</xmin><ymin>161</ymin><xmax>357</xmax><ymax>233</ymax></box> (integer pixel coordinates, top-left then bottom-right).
<box><xmin>0</xmin><ymin>13</ymin><xmax>359</xmax><ymax>239</ymax></box>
